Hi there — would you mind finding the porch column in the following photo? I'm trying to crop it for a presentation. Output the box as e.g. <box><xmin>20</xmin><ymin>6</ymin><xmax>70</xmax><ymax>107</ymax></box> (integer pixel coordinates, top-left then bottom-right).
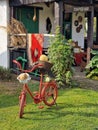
<box><xmin>87</xmin><ymin>6</ymin><xmax>94</xmax><ymax>64</ymax></box>
<box><xmin>54</xmin><ymin>1</ymin><xmax>63</xmax><ymax>33</ymax></box>
<box><xmin>96</xmin><ymin>16</ymin><xmax>98</xmax><ymax>42</ymax></box>
<box><xmin>59</xmin><ymin>1</ymin><xmax>63</xmax><ymax>33</ymax></box>
<box><xmin>54</xmin><ymin>2</ymin><xmax>59</xmax><ymax>28</ymax></box>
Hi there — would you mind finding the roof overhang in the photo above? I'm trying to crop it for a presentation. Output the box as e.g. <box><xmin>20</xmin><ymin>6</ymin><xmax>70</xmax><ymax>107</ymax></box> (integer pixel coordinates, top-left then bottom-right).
<box><xmin>9</xmin><ymin>0</ymin><xmax>55</xmax><ymax>6</ymax></box>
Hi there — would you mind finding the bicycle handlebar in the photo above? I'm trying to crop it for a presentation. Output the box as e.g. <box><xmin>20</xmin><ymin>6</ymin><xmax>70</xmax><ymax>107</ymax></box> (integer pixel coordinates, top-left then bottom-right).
<box><xmin>13</xmin><ymin>60</ymin><xmax>43</xmax><ymax>73</ymax></box>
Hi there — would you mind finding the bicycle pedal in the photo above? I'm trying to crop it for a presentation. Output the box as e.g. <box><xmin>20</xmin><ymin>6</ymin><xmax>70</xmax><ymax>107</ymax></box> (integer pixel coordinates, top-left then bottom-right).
<box><xmin>38</xmin><ymin>105</ymin><xmax>44</xmax><ymax>109</ymax></box>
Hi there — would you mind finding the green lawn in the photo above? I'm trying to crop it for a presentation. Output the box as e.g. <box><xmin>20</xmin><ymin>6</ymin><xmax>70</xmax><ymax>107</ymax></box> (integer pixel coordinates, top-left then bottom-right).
<box><xmin>0</xmin><ymin>81</ymin><xmax>98</xmax><ymax>130</ymax></box>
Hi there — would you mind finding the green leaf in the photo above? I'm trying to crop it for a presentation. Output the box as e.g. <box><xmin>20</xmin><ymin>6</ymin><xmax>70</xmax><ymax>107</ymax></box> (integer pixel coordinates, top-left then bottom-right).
<box><xmin>48</xmin><ymin>26</ymin><xmax>74</xmax><ymax>87</ymax></box>
<box><xmin>91</xmin><ymin>49</ymin><xmax>98</xmax><ymax>55</ymax></box>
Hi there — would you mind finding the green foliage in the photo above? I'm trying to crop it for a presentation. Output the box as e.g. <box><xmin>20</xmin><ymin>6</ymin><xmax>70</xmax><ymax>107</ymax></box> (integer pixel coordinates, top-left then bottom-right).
<box><xmin>86</xmin><ymin>49</ymin><xmax>98</xmax><ymax>80</ymax></box>
<box><xmin>0</xmin><ymin>66</ymin><xmax>12</xmax><ymax>80</ymax></box>
<box><xmin>48</xmin><ymin>26</ymin><xmax>74</xmax><ymax>87</ymax></box>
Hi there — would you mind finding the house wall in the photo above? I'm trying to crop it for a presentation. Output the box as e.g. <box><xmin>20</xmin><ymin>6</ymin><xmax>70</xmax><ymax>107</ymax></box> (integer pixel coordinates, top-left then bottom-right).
<box><xmin>33</xmin><ymin>3</ymin><xmax>55</xmax><ymax>48</ymax></box>
<box><xmin>72</xmin><ymin>12</ymin><xmax>85</xmax><ymax>48</ymax></box>
<box><xmin>34</xmin><ymin>3</ymin><xmax>55</xmax><ymax>34</ymax></box>
<box><xmin>0</xmin><ymin>0</ymin><xmax>9</xmax><ymax>68</ymax></box>
<box><xmin>0</xmin><ymin>1</ymin><xmax>86</xmax><ymax>68</ymax></box>
<box><xmin>0</xmin><ymin>2</ymin><xmax>55</xmax><ymax>68</ymax></box>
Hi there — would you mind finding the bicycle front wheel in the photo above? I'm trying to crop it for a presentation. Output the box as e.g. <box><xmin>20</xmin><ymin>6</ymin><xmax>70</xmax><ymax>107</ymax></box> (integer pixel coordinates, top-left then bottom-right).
<box><xmin>41</xmin><ymin>82</ymin><xmax>58</xmax><ymax>106</ymax></box>
<box><xmin>19</xmin><ymin>93</ymin><xmax>26</xmax><ymax>118</ymax></box>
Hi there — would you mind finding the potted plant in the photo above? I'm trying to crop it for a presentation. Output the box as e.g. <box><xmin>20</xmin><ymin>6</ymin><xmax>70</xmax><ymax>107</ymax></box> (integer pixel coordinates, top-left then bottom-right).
<box><xmin>48</xmin><ymin>26</ymin><xmax>74</xmax><ymax>88</ymax></box>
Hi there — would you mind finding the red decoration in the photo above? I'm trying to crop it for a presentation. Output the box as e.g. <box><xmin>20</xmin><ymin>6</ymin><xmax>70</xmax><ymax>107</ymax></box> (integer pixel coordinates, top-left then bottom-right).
<box><xmin>28</xmin><ymin>34</ymin><xmax>44</xmax><ymax>66</ymax></box>
<box><xmin>74</xmin><ymin>52</ymin><xmax>86</xmax><ymax>65</ymax></box>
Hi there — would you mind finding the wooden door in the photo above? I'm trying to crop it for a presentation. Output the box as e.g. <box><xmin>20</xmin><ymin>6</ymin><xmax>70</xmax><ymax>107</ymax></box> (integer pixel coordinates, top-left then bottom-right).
<box><xmin>16</xmin><ymin>7</ymin><xmax>39</xmax><ymax>33</ymax></box>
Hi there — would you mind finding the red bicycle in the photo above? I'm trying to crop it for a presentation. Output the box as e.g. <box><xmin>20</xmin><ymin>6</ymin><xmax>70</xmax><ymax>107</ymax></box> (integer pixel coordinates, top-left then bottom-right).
<box><xmin>13</xmin><ymin>60</ymin><xmax>58</xmax><ymax>118</ymax></box>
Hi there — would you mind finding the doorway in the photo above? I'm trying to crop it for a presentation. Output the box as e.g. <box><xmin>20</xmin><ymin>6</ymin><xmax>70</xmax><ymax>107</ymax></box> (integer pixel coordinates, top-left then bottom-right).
<box><xmin>15</xmin><ymin>6</ymin><xmax>39</xmax><ymax>33</ymax></box>
<box><xmin>64</xmin><ymin>13</ymin><xmax>72</xmax><ymax>39</ymax></box>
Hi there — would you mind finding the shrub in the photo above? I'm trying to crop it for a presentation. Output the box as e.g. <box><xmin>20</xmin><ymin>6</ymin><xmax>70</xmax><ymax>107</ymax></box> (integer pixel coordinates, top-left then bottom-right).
<box><xmin>0</xmin><ymin>66</ymin><xmax>13</xmax><ymax>81</ymax></box>
<box><xmin>48</xmin><ymin>26</ymin><xmax>74</xmax><ymax>88</ymax></box>
<box><xmin>86</xmin><ymin>49</ymin><xmax>98</xmax><ymax>80</ymax></box>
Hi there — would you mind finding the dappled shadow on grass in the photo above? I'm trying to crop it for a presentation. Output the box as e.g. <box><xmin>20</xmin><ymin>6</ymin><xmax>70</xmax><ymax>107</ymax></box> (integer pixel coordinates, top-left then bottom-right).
<box><xmin>56</xmin><ymin>102</ymin><xmax>98</xmax><ymax>118</ymax></box>
<box><xmin>22</xmin><ymin>105</ymin><xmax>59</xmax><ymax>120</ymax></box>
<box><xmin>19</xmin><ymin>102</ymin><xmax>98</xmax><ymax>120</ymax></box>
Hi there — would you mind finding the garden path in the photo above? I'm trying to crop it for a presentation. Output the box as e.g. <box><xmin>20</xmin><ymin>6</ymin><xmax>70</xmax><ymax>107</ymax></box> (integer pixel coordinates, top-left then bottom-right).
<box><xmin>73</xmin><ymin>66</ymin><xmax>98</xmax><ymax>91</ymax></box>
<box><xmin>0</xmin><ymin>66</ymin><xmax>98</xmax><ymax>92</ymax></box>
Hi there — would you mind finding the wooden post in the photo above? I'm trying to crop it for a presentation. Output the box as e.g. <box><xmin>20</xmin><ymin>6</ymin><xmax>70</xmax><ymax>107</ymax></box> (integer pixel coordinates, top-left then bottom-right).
<box><xmin>96</xmin><ymin>16</ymin><xmax>98</xmax><ymax>42</ymax></box>
<box><xmin>87</xmin><ymin>6</ymin><xmax>94</xmax><ymax>64</ymax></box>
<box><xmin>54</xmin><ymin>2</ymin><xmax>59</xmax><ymax>30</ymax></box>
<box><xmin>10</xmin><ymin>6</ymin><xmax>13</xmax><ymax>19</ymax></box>
<box><xmin>59</xmin><ymin>1</ymin><xmax>63</xmax><ymax>33</ymax></box>
<box><xmin>54</xmin><ymin>1</ymin><xmax>63</xmax><ymax>33</ymax></box>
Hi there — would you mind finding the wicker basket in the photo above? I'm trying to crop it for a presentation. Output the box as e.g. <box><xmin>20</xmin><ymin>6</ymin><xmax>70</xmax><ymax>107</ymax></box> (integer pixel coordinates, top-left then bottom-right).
<box><xmin>38</xmin><ymin>61</ymin><xmax>53</xmax><ymax>71</ymax></box>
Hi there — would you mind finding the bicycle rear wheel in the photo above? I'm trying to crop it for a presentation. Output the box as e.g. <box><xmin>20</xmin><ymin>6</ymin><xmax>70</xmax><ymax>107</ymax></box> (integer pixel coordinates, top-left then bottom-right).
<box><xmin>19</xmin><ymin>93</ymin><xmax>26</xmax><ymax>118</ymax></box>
<box><xmin>41</xmin><ymin>82</ymin><xmax>58</xmax><ymax>106</ymax></box>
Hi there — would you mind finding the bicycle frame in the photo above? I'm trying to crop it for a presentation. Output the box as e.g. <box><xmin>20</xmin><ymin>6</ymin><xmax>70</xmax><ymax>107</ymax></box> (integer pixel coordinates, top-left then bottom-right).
<box><xmin>13</xmin><ymin>59</ymin><xmax>42</xmax><ymax>73</ymax></box>
<box><xmin>20</xmin><ymin>74</ymin><xmax>45</xmax><ymax>104</ymax></box>
<box><xmin>13</xmin><ymin>59</ymin><xmax>58</xmax><ymax>118</ymax></box>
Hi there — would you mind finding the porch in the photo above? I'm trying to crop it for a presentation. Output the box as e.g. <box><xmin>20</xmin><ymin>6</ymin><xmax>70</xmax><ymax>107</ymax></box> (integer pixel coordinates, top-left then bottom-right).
<box><xmin>9</xmin><ymin>0</ymin><xmax>98</xmax><ymax>65</ymax></box>
<box><xmin>1</xmin><ymin>0</ymin><xmax>98</xmax><ymax>68</ymax></box>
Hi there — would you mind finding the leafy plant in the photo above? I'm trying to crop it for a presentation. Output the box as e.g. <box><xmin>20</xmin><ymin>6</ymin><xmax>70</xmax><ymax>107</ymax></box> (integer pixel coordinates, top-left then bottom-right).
<box><xmin>48</xmin><ymin>26</ymin><xmax>74</xmax><ymax>87</ymax></box>
<box><xmin>86</xmin><ymin>49</ymin><xmax>98</xmax><ymax>80</ymax></box>
<box><xmin>0</xmin><ymin>66</ymin><xmax>13</xmax><ymax>81</ymax></box>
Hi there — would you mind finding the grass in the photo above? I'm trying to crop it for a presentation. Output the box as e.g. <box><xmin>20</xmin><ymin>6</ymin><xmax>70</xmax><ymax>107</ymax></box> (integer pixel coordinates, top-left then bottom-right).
<box><xmin>1</xmin><ymin>81</ymin><xmax>98</xmax><ymax>130</ymax></box>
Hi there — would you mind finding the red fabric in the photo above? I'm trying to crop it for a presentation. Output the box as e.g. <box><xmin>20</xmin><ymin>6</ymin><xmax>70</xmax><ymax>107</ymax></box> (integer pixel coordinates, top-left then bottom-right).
<box><xmin>30</xmin><ymin>34</ymin><xmax>43</xmax><ymax>63</ymax></box>
<box><xmin>74</xmin><ymin>52</ymin><xmax>86</xmax><ymax>65</ymax></box>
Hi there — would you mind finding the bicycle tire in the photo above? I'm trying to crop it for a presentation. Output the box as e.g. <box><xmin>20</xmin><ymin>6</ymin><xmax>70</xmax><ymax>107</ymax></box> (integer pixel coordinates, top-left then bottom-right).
<box><xmin>19</xmin><ymin>93</ymin><xmax>26</xmax><ymax>118</ymax></box>
<box><xmin>41</xmin><ymin>82</ymin><xmax>58</xmax><ymax>106</ymax></box>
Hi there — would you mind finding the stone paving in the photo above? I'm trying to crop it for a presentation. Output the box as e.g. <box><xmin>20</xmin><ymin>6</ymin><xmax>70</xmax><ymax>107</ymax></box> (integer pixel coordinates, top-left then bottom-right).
<box><xmin>73</xmin><ymin>66</ymin><xmax>98</xmax><ymax>91</ymax></box>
